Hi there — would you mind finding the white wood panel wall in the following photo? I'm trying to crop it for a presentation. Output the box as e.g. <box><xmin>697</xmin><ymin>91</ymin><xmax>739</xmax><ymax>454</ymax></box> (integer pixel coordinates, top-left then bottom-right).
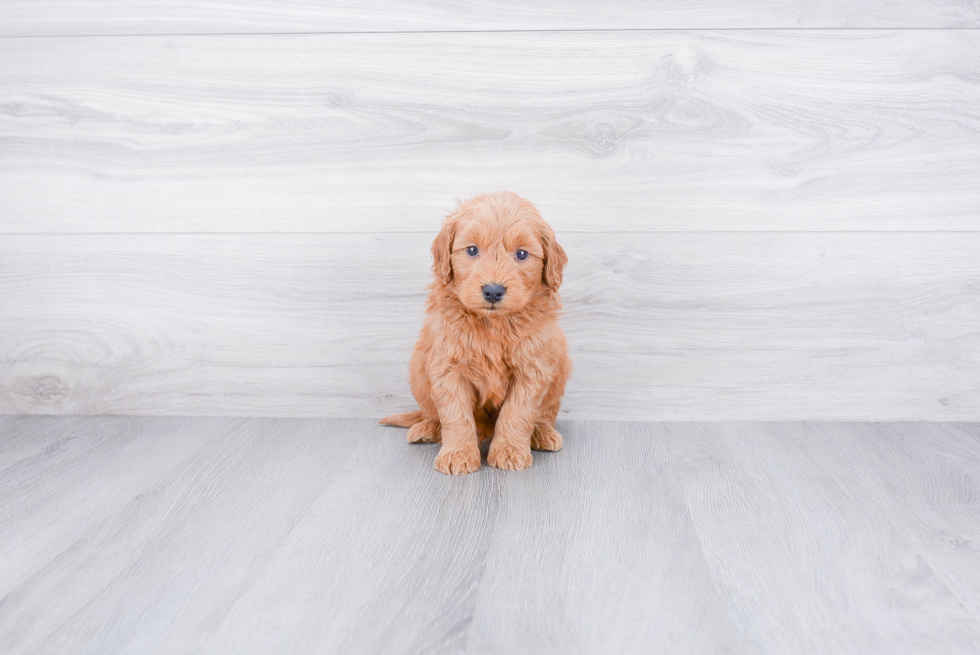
<box><xmin>3</xmin><ymin>31</ymin><xmax>980</xmax><ymax>233</ymax></box>
<box><xmin>2</xmin><ymin>234</ymin><xmax>978</xmax><ymax>420</ymax></box>
<box><xmin>1</xmin><ymin>3</ymin><xmax>978</xmax><ymax>420</ymax></box>
<box><xmin>1</xmin><ymin>1</ymin><xmax>978</xmax><ymax>35</ymax></box>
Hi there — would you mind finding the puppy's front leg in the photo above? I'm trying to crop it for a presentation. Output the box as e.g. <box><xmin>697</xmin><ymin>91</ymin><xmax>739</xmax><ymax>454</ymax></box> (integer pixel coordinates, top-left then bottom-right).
<box><xmin>487</xmin><ymin>376</ymin><xmax>543</xmax><ymax>471</ymax></box>
<box><xmin>431</xmin><ymin>372</ymin><xmax>481</xmax><ymax>475</ymax></box>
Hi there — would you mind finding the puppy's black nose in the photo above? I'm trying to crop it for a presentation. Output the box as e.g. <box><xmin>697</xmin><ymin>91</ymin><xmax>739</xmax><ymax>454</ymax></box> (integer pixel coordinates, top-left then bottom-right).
<box><xmin>482</xmin><ymin>284</ymin><xmax>506</xmax><ymax>304</ymax></box>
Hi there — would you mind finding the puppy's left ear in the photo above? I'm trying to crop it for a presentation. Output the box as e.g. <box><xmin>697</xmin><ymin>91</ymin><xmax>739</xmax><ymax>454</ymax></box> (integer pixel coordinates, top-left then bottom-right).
<box><xmin>540</xmin><ymin>223</ymin><xmax>568</xmax><ymax>291</ymax></box>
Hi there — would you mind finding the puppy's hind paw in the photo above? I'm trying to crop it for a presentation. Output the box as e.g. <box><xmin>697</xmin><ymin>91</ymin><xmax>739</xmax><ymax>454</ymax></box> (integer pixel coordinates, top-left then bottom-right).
<box><xmin>487</xmin><ymin>443</ymin><xmax>533</xmax><ymax>471</ymax></box>
<box><xmin>407</xmin><ymin>419</ymin><xmax>441</xmax><ymax>443</ymax></box>
<box><xmin>530</xmin><ymin>423</ymin><xmax>563</xmax><ymax>452</ymax></box>
<box><xmin>434</xmin><ymin>447</ymin><xmax>481</xmax><ymax>475</ymax></box>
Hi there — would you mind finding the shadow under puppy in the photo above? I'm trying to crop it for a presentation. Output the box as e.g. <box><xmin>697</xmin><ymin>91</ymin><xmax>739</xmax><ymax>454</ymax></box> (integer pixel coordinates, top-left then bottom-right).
<box><xmin>381</xmin><ymin>192</ymin><xmax>571</xmax><ymax>475</ymax></box>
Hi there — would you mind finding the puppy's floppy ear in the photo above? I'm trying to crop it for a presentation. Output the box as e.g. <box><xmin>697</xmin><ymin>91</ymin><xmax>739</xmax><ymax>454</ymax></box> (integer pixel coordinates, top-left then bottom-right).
<box><xmin>431</xmin><ymin>211</ymin><xmax>459</xmax><ymax>284</ymax></box>
<box><xmin>540</xmin><ymin>222</ymin><xmax>568</xmax><ymax>291</ymax></box>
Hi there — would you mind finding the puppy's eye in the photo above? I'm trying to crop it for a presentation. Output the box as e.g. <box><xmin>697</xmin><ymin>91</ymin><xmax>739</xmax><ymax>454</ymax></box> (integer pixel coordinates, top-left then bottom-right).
<box><xmin>466</xmin><ymin>246</ymin><xmax>478</xmax><ymax>257</ymax></box>
<box><xmin>516</xmin><ymin>249</ymin><xmax>529</xmax><ymax>261</ymax></box>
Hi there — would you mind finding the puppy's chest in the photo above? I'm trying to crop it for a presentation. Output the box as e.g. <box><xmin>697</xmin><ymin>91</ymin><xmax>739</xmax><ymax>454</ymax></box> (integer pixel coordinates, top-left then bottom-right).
<box><xmin>463</xmin><ymin>341</ymin><xmax>514</xmax><ymax>407</ymax></box>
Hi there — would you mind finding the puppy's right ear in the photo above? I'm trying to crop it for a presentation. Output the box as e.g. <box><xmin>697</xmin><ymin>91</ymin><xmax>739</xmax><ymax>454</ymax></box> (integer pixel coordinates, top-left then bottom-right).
<box><xmin>431</xmin><ymin>212</ymin><xmax>459</xmax><ymax>284</ymax></box>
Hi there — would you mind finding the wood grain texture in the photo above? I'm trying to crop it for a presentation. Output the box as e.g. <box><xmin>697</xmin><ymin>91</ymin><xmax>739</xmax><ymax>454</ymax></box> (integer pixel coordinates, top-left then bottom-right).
<box><xmin>769</xmin><ymin>422</ymin><xmax>980</xmax><ymax>629</ymax></box>
<box><xmin>2</xmin><ymin>232</ymin><xmax>978</xmax><ymax>420</ymax></box>
<box><xmin>1</xmin><ymin>0</ymin><xmax>978</xmax><ymax>35</ymax></box>
<box><xmin>2</xmin><ymin>418</ymin><xmax>980</xmax><ymax>653</ymax></box>
<box><xmin>661</xmin><ymin>422</ymin><xmax>980</xmax><ymax>654</ymax></box>
<box><xmin>0</xmin><ymin>416</ymin><xmax>250</xmax><ymax>596</ymax></box>
<box><xmin>3</xmin><ymin>30</ymin><xmax>980</xmax><ymax>233</ymax></box>
<box><xmin>0</xmin><ymin>417</ymin><xmax>361</xmax><ymax>653</ymax></box>
<box><xmin>0</xmin><ymin>416</ymin><xmax>83</xmax><ymax>472</ymax></box>
<box><xmin>462</xmin><ymin>421</ymin><xmax>741</xmax><ymax>654</ymax></box>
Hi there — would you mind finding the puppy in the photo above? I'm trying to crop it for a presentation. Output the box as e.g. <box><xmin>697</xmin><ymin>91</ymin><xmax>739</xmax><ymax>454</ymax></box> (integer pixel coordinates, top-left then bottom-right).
<box><xmin>381</xmin><ymin>191</ymin><xmax>571</xmax><ymax>475</ymax></box>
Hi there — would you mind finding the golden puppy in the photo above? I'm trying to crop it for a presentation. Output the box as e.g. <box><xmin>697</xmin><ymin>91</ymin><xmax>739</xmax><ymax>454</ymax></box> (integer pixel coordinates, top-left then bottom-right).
<box><xmin>381</xmin><ymin>191</ymin><xmax>571</xmax><ymax>475</ymax></box>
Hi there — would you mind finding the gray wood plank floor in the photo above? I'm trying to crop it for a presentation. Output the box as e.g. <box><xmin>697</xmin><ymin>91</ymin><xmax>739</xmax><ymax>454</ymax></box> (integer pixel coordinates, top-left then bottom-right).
<box><xmin>1</xmin><ymin>417</ymin><xmax>979</xmax><ymax>654</ymax></box>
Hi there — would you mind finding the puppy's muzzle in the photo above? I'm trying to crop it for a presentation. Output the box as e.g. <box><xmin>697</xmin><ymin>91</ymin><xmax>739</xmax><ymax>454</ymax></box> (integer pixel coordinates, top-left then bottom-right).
<box><xmin>481</xmin><ymin>283</ymin><xmax>506</xmax><ymax>304</ymax></box>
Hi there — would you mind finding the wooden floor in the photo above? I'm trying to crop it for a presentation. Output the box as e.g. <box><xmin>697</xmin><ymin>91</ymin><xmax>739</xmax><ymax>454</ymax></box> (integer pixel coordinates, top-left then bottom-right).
<box><xmin>1</xmin><ymin>417</ymin><xmax>979</xmax><ymax>653</ymax></box>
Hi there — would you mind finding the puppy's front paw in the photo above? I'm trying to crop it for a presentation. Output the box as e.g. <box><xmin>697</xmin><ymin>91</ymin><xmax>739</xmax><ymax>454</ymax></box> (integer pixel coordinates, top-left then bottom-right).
<box><xmin>434</xmin><ymin>447</ymin><xmax>481</xmax><ymax>475</ymax></box>
<box><xmin>487</xmin><ymin>443</ymin><xmax>533</xmax><ymax>471</ymax></box>
<box><xmin>530</xmin><ymin>423</ymin><xmax>563</xmax><ymax>451</ymax></box>
<box><xmin>407</xmin><ymin>419</ymin><xmax>441</xmax><ymax>443</ymax></box>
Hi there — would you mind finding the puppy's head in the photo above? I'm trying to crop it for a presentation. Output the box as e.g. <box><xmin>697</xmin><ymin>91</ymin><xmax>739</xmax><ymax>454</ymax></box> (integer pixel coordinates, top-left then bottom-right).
<box><xmin>431</xmin><ymin>192</ymin><xmax>567</xmax><ymax>316</ymax></box>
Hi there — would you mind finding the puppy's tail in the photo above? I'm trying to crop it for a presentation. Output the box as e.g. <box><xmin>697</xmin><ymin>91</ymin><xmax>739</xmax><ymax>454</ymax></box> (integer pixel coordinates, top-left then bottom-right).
<box><xmin>379</xmin><ymin>410</ymin><xmax>423</xmax><ymax>428</ymax></box>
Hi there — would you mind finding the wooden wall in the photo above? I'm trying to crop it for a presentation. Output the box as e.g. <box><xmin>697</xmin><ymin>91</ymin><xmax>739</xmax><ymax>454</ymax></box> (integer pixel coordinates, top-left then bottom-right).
<box><xmin>2</xmin><ymin>3</ymin><xmax>979</xmax><ymax>419</ymax></box>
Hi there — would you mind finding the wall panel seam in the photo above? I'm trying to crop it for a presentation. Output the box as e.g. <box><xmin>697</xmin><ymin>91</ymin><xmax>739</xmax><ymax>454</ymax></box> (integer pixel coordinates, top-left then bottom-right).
<box><xmin>3</xmin><ymin>27</ymin><xmax>980</xmax><ymax>40</ymax></box>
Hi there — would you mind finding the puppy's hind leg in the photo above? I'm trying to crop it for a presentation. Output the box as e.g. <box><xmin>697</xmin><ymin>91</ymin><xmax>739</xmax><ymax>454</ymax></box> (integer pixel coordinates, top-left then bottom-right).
<box><xmin>531</xmin><ymin>422</ymin><xmax>563</xmax><ymax>452</ymax></box>
<box><xmin>404</xmin><ymin>329</ymin><xmax>442</xmax><ymax>443</ymax></box>
<box><xmin>407</xmin><ymin>419</ymin><xmax>441</xmax><ymax>443</ymax></box>
<box><xmin>379</xmin><ymin>410</ymin><xmax>440</xmax><ymax>443</ymax></box>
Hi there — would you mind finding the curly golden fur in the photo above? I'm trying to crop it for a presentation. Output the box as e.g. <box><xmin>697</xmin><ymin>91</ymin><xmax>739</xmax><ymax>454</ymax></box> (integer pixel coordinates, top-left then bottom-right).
<box><xmin>381</xmin><ymin>191</ymin><xmax>571</xmax><ymax>475</ymax></box>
